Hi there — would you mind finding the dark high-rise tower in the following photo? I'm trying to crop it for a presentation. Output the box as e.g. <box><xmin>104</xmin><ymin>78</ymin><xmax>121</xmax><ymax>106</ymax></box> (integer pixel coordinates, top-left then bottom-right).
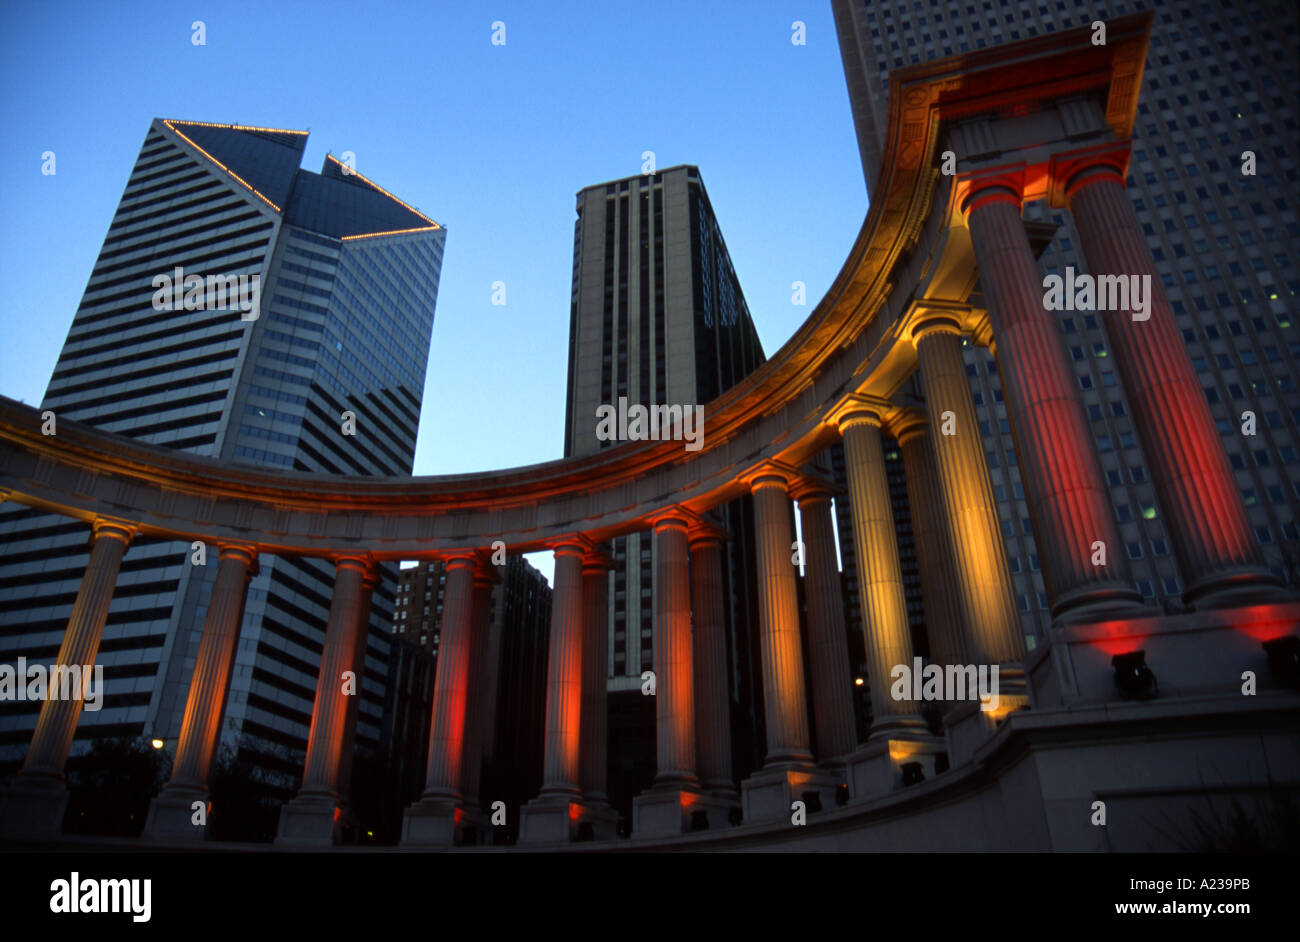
<box><xmin>0</xmin><ymin>119</ymin><xmax>445</xmax><ymax>792</ymax></box>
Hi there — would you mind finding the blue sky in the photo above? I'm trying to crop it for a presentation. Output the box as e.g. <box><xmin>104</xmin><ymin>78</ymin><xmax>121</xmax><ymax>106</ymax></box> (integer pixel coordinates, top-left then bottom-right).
<box><xmin>0</xmin><ymin>0</ymin><xmax>867</xmax><ymax>578</ymax></box>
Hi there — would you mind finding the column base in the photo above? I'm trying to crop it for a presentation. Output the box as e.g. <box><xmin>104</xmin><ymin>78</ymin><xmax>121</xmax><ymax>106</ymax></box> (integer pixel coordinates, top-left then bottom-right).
<box><xmin>401</xmin><ymin>796</ymin><xmax>470</xmax><ymax>847</ymax></box>
<box><xmin>1185</xmin><ymin>567</ymin><xmax>1295</xmax><ymax>611</ymax></box>
<box><xmin>1051</xmin><ymin>584</ymin><xmax>1151</xmax><ymax>627</ymax></box>
<box><xmin>632</xmin><ymin>787</ymin><xmax>735</xmax><ymax>836</ymax></box>
<box><xmin>142</xmin><ymin>785</ymin><xmax>209</xmax><ymax>842</ymax></box>
<box><xmin>0</xmin><ymin>773</ymin><xmax>69</xmax><ymax>840</ymax></box>
<box><xmin>576</xmin><ymin>799</ymin><xmax>621</xmax><ymax>842</ymax></box>
<box><xmin>274</xmin><ymin>791</ymin><xmax>343</xmax><ymax>847</ymax></box>
<box><xmin>740</xmin><ymin>765</ymin><xmax>841</xmax><ymax>826</ymax></box>
<box><xmin>844</xmin><ymin>735</ymin><xmax>946</xmax><ymax>801</ymax></box>
<box><xmin>518</xmin><ymin>793</ymin><xmax>583</xmax><ymax>844</ymax></box>
<box><xmin>945</xmin><ymin>693</ymin><xmax>1031</xmax><ymax>767</ymax></box>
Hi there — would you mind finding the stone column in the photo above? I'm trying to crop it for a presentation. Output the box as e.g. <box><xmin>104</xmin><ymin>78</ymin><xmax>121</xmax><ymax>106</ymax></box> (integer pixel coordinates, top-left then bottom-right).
<box><xmin>688</xmin><ymin>523</ymin><xmax>735</xmax><ymax>796</ymax></box>
<box><xmin>459</xmin><ymin>559</ymin><xmax>498</xmax><ymax>818</ymax></box>
<box><xmin>1063</xmin><ymin>149</ymin><xmax>1285</xmax><ymax>606</ymax></box>
<box><xmin>838</xmin><ymin>410</ymin><xmax>925</xmax><ymax>738</ymax></box>
<box><xmin>334</xmin><ymin>565</ymin><xmax>379</xmax><ymax>812</ymax></box>
<box><xmin>579</xmin><ymin>546</ymin><xmax>613</xmax><ymax>806</ymax></box>
<box><xmin>650</xmin><ymin>513</ymin><xmax>698</xmax><ymax>789</ymax></box>
<box><xmin>402</xmin><ymin>551</ymin><xmax>477</xmax><ymax>845</ymax></box>
<box><xmin>962</xmin><ymin>172</ymin><xmax>1145</xmax><ymax>622</ymax></box>
<box><xmin>144</xmin><ymin>543</ymin><xmax>257</xmax><ymax>840</ymax></box>
<box><xmin>0</xmin><ymin>518</ymin><xmax>136</xmax><ymax>838</ymax></box>
<box><xmin>791</xmin><ymin>478</ymin><xmax>858</xmax><ymax>763</ymax></box>
<box><xmin>912</xmin><ymin>322</ymin><xmax>1024</xmax><ymax>665</ymax></box>
<box><xmin>893</xmin><ymin>414</ymin><xmax>968</xmax><ymax>669</ymax></box>
<box><xmin>520</xmin><ymin>540</ymin><xmax>586</xmax><ymax>842</ymax></box>
<box><xmin>276</xmin><ymin>553</ymin><xmax>372</xmax><ymax>845</ymax></box>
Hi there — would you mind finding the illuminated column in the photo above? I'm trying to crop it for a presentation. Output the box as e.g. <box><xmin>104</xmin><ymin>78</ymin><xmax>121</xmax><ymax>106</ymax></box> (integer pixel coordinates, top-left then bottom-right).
<box><xmin>748</xmin><ymin>472</ymin><xmax>814</xmax><ymax>766</ymax></box>
<box><xmin>791</xmin><ymin>478</ymin><xmax>858</xmax><ymax>762</ymax></box>
<box><xmin>837</xmin><ymin>411</ymin><xmax>925</xmax><ymax>738</ymax></box>
<box><xmin>912</xmin><ymin>322</ymin><xmax>1023</xmax><ymax>664</ymax></box>
<box><xmin>893</xmin><ymin>414</ymin><xmax>968</xmax><ymax>668</ymax></box>
<box><xmin>538</xmin><ymin>541</ymin><xmax>586</xmax><ymax>798</ymax></box>
<box><xmin>459</xmin><ymin>559</ymin><xmax>498</xmax><ymax>815</ymax></box>
<box><xmin>1</xmin><ymin>518</ymin><xmax>136</xmax><ymax>837</ymax></box>
<box><xmin>144</xmin><ymin>543</ymin><xmax>257</xmax><ymax>839</ymax></box>
<box><xmin>418</xmin><ymin>552</ymin><xmax>477</xmax><ymax>801</ymax></box>
<box><xmin>649</xmin><ymin>512</ymin><xmax>699</xmax><ymax>789</ymax></box>
<box><xmin>277</xmin><ymin>553</ymin><xmax>372</xmax><ymax>844</ymax></box>
<box><xmin>335</xmin><ymin>565</ymin><xmax>379</xmax><ymax>807</ymax></box>
<box><xmin>1062</xmin><ymin>147</ymin><xmax>1285</xmax><ymax>605</ymax></box>
<box><xmin>688</xmin><ymin>523</ymin><xmax>735</xmax><ymax>795</ymax></box>
<box><xmin>962</xmin><ymin>172</ymin><xmax>1145</xmax><ymax>621</ymax></box>
<box><xmin>579</xmin><ymin>546</ymin><xmax>614</xmax><ymax>805</ymax></box>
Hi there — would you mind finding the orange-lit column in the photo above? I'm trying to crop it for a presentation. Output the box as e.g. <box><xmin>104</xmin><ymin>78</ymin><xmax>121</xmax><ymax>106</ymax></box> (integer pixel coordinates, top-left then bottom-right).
<box><xmin>1062</xmin><ymin>147</ymin><xmax>1284</xmax><ymax>605</ymax></box>
<box><xmin>893</xmin><ymin>414</ymin><xmax>968</xmax><ymax>668</ymax></box>
<box><xmin>276</xmin><ymin>553</ymin><xmax>372</xmax><ymax>844</ymax></box>
<box><xmin>749</xmin><ymin>472</ymin><xmax>814</xmax><ymax>766</ymax></box>
<box><xmin>649</xmin><ymin>512</ymin><xmax>699</xmax><ymax>789</ymax></box>
<box><xmin>459</xmin><ymin>558</ymin><xmax>498</xmax><ymax>813</ymax></box>
<box><xmin>912</xmin><ymin>321</ymin><xmax>1024</xmax><ymax>664</ymax></box>
<box><xmin>145</xmin><ymin>543</ymin><xmax>257</xmax><ymax>839</ymax></box>
<box><xmin>2</xmin><ymin>518</ymin><xmax>136</xmax><ymax>836</ymax></box>
<box><xmin>335</xmin><ymin>564</ymin><xmax>379</xmax><ymax>807</ymax></box>
<box><xmin>962</xmin><ymin>171</ymin><xmax>1145</xmax><ymax>621</ymax></box>
<box><xmin>579</xmin><ymin>546</ymin><xmax>613</xmax><ymax>805</ymax></box>
<box><xmin>838</xmin><ymin>412</ymin><xmax>925</xmax><ymax>738</ymax></box>
<box><xmin>791</xmin><ymin>478</ymin><xmax>858</xmax><ymax>762</ymax></box>
<box><xmin>418</xmin><ymin>552</ymin><xmax>477</xmax><ymax>802</ymax></box>
<box><xmin>538</xmin><ymin>540</ymin><xmax>586</xmax><ymax>799</ymax></box>
<box><xmin>688</xmin><ymin>523</ymin><xmax>735</xmax><ymax>795</ymax></box>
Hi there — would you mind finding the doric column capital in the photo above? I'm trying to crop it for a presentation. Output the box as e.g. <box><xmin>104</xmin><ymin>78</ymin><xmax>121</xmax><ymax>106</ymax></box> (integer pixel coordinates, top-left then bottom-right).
<box><xmin>825</xmin><ymin>393</ymin><xmax>895</xmax><ymax>436</ymax></box>
<box><xmin>736</xmin><ymin>460</ymin><xmax>802</xmax><ymax>493</ymax></box>
<box><xmin>545</xmin><ymin>536</ymin><xmax>590</xmax><ymax>561</ymax></box>
<box><xmin>788</xmin><ymin>472</ymin><xmax>840</xmax><ymax>505</ymax></box>
<box><xmin>216</xmin><ymin>541</ymin><xmax>260</xmax><ymax>577</ymax></box>
<box><xmin>686</xmin><ymin>519</ymin><xmax>729</xmax><ymax>550</ymax></box>
<box><xmin>644</xmin><ymin>505</ymin><xmax>698</xmax><ymax>533</ymax></box>
<box><xmin>898</xmin><ymin>299</ymin><xmax>969</xmax><ymax>348</ymax></box>
<box><xmin>955</xmin><ymin>163</ymin><xmax>1026</xmax><ymax>219</ymax></box>
<box><xmin>472</xmin><ymin>553</ymin><xmax>502</xmax><ymax>588</ymax></box>
<box><xmin>885</xmin><ymin>408</ymin><xmax>928</xmax><ymax>446</ymax></box>
<box><xmin>91</xmin><ymin>516</ymin><xmax>138</xmax><ymax>545</ymax></box>
<box><xmin>581</xmin><ymin>543</ymin><xmax>615</xmax><ymax>574</ymax></box>
<box><xmin>438</xmin><ymin>549</ymin><xmax>479</xmax><ymax>572</ymax></box>
<box><xmin>1048</xmin><ymin>139</ymin><xmax>1132</xmax><ymax>208</ymax></box>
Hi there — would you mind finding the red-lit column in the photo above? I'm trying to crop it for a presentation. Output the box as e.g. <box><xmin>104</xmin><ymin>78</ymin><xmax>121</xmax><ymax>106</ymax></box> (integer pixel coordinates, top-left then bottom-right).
<box><xmin>688</xmin><ymin>523</ymin><xmax>735</xmax><ymax>795</ymax></box>
<box><xmin>911</xmin><ymin>322</ymin><xmax>1024</xmax><ymax>664</ymax></box>
<box><xmin>417</xmin><ymin>552</ymin><xmax>477</xmax><ymax>802</ymax></box>
<box><xmin>791</xmin><ymin>478</ymin><xmax>858</xmax><ymax>762</ymax></box>
<box><xmin>837</xmin><ymin>411</ymin><xmax>925</xmax><ymax>738</ymax></box>
<box><xmin>1</xmin><ymin>518</ymin><xmax>136</xmax><ymax>837</ymax></box>
<box><xmin>459</xmin><ymin>559</ymin><xmax>498</xmax><ymax>814</ymax></box>
<box><xmin>277</xmin><ymin>553</ymin><xmax>373</xmax><ymax>844</ymax></box>
<box><xmin>579</xmin><ymin>546</ymin><xmax>613</xmax><ymax>805</ymax></box>
<box><xmin>893</xmin><ymin>414</ymin><xmax>968</xmax><ymax>669</ymax></box>
<box><xmin>335</xmin><ymin>564</ymin><xmax>379</xmax><ymax>806</ymax></box>
<box><xmin>649</xmin><ymin>512</ymin><xmax>699</xmax><ymax>789</ymax></box>
<box><xmin>145</xmin><ymin>543</ymin><xmax>257</xmax><ymax>839</ymax></box>
<box><xmin>962</xmin><ymin>171</ymin><xmax>1146</xmax><ymax>621</ymax></box>
<box><xmin>1062</xmin><ymin>146</ymin><xmax>1284</xmax><ymax>605</ymax></box>
<box><xmin>749</xmin><ymin>472</ymin><xmax>815</xmax><ymax>767</ymax></box>
<box><xmin>538</xmin><ymin>540</ymin><xmax>586</xmax><ymax>799</ymax></box>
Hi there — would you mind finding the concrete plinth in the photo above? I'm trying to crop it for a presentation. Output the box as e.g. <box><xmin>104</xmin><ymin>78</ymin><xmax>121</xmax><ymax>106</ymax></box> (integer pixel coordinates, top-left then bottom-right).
<box><xmin>274</xmin><ymin>793</ymin><xmax>341</xmax><ymax>846</ymax></box>
<box><xmin>946</xmin><ymin>696</ymin><xmax>1029</xmax><ymax>767</ymax></box>
<box><xmin>0</xmin><ymin>774</ymin><xmax>69</xmax><ymax>840</ymax></box>
<box><xmin>401</xmin><ymin>797</ymin><xmax>464</xmax><ymax>847</ymax></box>
<box><xmin>845</xmin><ymin>736</ymin><xmax>947</xmax><ymax>800</ymax></box>
<box><xmin>519</xmin><ymin>795</ymin><xmax>581</xmax><ymax>844</ymax></box>
<box><xmin>576</xmin><ymin>800</ymin><xmax>621</xmax><ymax>842</ymax></box>
<box><xmin>633</xmin><ymin>788</ymin><xmax>734</xmax><ymax>836</ymax></box>
<box><xmin>741</xmin><ymin>765</ymin><xmax>841</xmax><ymax>825</ymax></box>
<box><xmin>142</xmin><ymin>786</ymin><xmax>209</xmax><ymax>842</ymax></box>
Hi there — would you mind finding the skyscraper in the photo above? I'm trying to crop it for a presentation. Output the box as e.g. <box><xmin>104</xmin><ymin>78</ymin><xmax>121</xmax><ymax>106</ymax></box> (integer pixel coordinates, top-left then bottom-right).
<box><xmin>833</xmin><ymin>0</ymin><xmax>1300</xmax><ymax>640</ymax></box>
<box><xmin>0</xmin><ymin>118</ymin><xmax>445</xmax><ymax>796</ymax></box>
<box><xmin>562</xmin><ymin>165</ymin><xmax>768</xmax><ymax>809</ymax></box>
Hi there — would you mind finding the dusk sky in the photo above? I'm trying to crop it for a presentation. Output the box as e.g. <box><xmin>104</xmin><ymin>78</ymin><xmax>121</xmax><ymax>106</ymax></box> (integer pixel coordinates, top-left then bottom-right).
<box><xmin>0</xmin><ymin>0</ymin><xmax>866</xmax><ymax>578</ymax></box>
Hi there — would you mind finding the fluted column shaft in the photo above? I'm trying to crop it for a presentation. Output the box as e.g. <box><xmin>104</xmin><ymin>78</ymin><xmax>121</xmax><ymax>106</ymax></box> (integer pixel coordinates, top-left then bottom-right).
<box><xmin>839</xmin><ymin>418</ymin><xmax>922</xmax><ymax>736</ymax></box>
<box><xmin>420</xmin><ymin>554</ymin><xmax>476</xmax><ymax>801</ymax></box>
<box><xmin>21</xmin><ymin>519</ymin><xmax>134</xmax><ymax>779</ymax></box>
<box><xmin>1067</xmin><ymin>167</ymin><xmax>1276</xmax><ymax>603</ymax></box>
<box><xmin>965</xmin><ymin>185</ymin><xmax>1142</xmax><ymax>619</ymax></box>
<box><xmin>652</xmin><ymin>517</ymin><xmax>698</xmax><ymax>788</ymax></box>
<box><xmin>579</xmin><ymin>553</ymin><xmax>612</xmax><ymax>802</ymax></box>
<box><xmin>795</xmin><ymin>490</ymin><xmax>858</xmax><ymax>761</ymax></box>
<box><xmin>896</xmin><ymin>424</ymin><xmax>968</xmax><ymax>668</ymax></box>
<box><xmin>914</xmin><ymin>326</ymin><xmax>1024</xmax><ymax>664</ymax></box>
<box><xmin>539</xmin><ymin>543</ymin><xmax>585</xmax><ymax>797</ymax></box>
<box><xmin>297</xmin><ymin>556</ymin><xmax>369</xmax><ymax>798</ymax></box>
<box><xmin>750</xmin><ymin>475</ymin><xmax>814</xmax><ymax>766</ymax></box>
<box><xmin>689</xmin><ymin>532</ymin><xmax>734</xmax><ymax>793</ymax></box>
<box><xmin>168</xmin><ymin>545</ymin><xmax>256</xmax><ymax>791</ymax></box>
<box><xmin>458</xmin><ymin>568</ymin><xmax>496</xmax><ymax>808</ymax></box>
<box><xmin>336</xmin><ymin>567</ymin><xmax>378</xmax><ymax>802</ymax></box>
